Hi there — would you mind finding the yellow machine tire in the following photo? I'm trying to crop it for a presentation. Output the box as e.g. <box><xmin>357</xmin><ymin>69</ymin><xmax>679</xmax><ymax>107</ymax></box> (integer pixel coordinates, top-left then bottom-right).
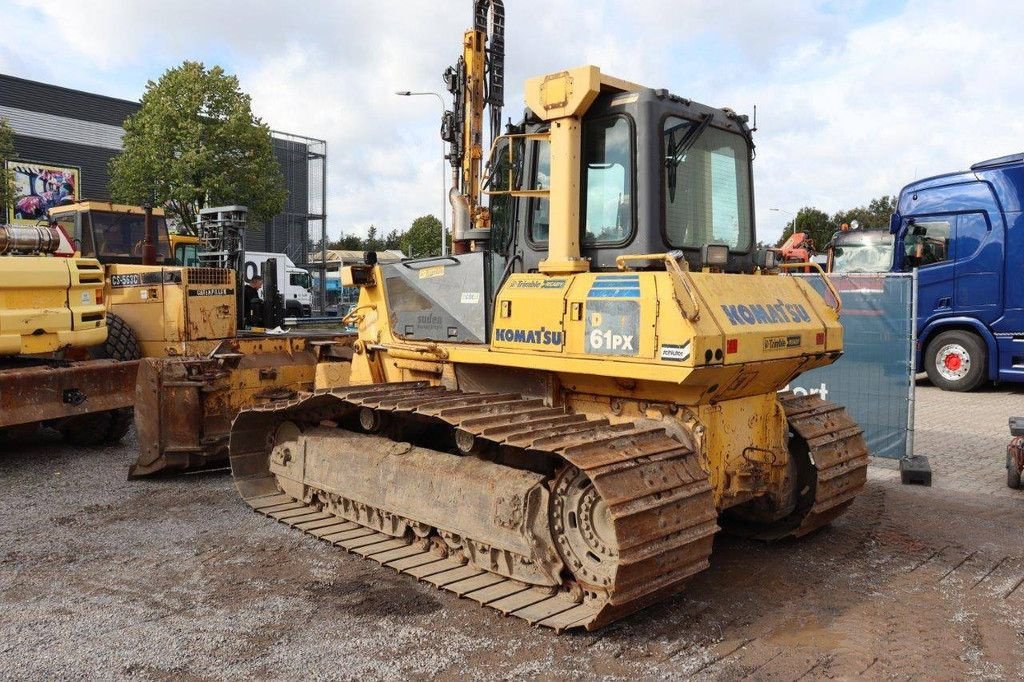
<box><xmin>98</xmin><ymin>313</ymin><xmax>142</xmax><ymax>362</ymax></box>
<box><xmin>60</xmin><ymin>313</ymin><xmax>140</xmax><ymax>447</ymax></box>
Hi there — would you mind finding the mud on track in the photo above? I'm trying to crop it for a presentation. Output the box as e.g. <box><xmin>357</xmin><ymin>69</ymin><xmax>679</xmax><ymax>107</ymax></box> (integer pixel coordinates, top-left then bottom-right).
<box><xmin>1</xmin><ymin>389</ymin><xmax>1022</xmax><ymax>679</ymax></box>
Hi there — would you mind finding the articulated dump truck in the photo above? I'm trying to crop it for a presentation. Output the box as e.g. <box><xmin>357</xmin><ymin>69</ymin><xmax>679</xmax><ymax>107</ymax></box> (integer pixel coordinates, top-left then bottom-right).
<box><xmin>227</xmin><ymin>1</ymin><xmax>869</xmax><ymax>631</ymax></box>
<box><xmin>0</xmin><ymin>223</ymin><xmax>137</xmax><ymax>443</ymax></box>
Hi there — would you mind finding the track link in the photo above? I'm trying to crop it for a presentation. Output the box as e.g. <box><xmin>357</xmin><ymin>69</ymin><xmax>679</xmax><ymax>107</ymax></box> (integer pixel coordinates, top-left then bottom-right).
<box><xmin>778</xmin><ymin>391</ymin><xmax>870</xmax><ymax>538</ymax></box>
<box><xmin>230</xmin><ymin>381</ymin><xmax>719</xmax><ymax>632</ymax></box>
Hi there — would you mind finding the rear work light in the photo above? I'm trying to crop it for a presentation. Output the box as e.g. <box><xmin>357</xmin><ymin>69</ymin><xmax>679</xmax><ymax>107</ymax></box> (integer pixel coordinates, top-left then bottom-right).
<box><xmin>701</xmin><ymin>243</ymin><xmax>729</xmax><ymax>268</ymax></box>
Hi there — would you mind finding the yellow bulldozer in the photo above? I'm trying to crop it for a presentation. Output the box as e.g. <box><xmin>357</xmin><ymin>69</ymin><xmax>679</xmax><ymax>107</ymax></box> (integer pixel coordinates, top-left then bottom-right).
<box><xmin>43</xmin><ymin>201</ymin><xmax>327</xmax><ymax>476</ymax></box>
<box><xmin>222</xmin><ymin>1</ymin><xmax>869</xmax><ymax>631</ymax></box>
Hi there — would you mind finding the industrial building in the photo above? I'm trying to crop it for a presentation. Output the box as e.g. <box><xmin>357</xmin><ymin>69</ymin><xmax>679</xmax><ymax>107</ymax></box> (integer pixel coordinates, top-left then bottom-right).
<box><xmin>0</xmin><ymin>73</ymin><xmax>325</xmax><ymax>269</ymax></box>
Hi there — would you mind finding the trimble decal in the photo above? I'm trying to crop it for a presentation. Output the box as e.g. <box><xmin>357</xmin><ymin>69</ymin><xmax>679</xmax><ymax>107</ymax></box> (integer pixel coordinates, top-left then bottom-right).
<box><xmin>507</xmin><ymin>278</ymin><xmax>567</xmax><ymax>289</ymax></box>
<box><xmin>763</xmin><ymin>335</ymin><xmax>802</xmax><ymax>351</ymax></box>
<box><xmin>721</xmin><ymin>301</ymin><xmax>812</xmax><ymax>325</ymax></box>
<box><xmin>494</xmin><ymin>327</ymin><xmax>563</xmax><ymax>345</ymax></box>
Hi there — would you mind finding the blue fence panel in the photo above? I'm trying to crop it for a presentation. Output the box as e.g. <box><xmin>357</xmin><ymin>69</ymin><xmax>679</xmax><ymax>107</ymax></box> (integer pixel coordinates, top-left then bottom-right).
<box><xmin>788</xmin><ymin>273</ymin><xmax>915</xmax><ymax>459</ymax></box>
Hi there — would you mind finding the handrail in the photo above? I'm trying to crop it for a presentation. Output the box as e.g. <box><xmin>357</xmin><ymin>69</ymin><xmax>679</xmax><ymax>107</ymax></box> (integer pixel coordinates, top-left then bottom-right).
<box><xmin>777</xmin><ymin>261</ymin><xmax>843</xmax><ymax>315</ymax></box>
<box><xmin>481</xmin><ymin>132</ymin><xmax>551</xmax><ymax>197</ymax></box>
<box><xmin>615</xmin><ymin>253</ymin><xmax>669</xmax><ymax>270</ymax></box>
<box><xmin>663</xmin><ymin>254</ymin><xmax>701</xmax><ymax>321</ymax></box>
<box><xmin>400</xmin><ymin>256</ymin><xmax>461</xmax><ymax>269</ymax></box>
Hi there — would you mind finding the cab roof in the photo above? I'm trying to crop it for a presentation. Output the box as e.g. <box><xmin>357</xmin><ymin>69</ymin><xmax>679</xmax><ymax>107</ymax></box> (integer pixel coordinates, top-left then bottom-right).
<box><xmin>48</xmin><ymin>201</ymin><xmax>166</xmax><ymax>217</ymax></box>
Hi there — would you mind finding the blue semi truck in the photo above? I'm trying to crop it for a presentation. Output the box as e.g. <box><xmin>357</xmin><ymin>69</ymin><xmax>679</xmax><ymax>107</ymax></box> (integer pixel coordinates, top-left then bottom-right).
<box><xmin>886</xmin><ymin>152</ymin><xmax>1024</xmax><ymax>391</ymax></box>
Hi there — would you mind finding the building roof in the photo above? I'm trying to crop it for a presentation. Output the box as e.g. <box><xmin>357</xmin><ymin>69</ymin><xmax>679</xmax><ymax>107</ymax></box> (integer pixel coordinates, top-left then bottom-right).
<box><xmin>314</xmin><ymin>249</ymin><xmax>406</xmax><ymax>263</ymax></box>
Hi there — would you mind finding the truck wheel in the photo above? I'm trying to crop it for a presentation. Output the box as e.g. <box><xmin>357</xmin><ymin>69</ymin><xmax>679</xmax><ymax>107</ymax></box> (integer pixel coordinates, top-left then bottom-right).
<box><xmin>924</xmin><ymin>330</ymin><xmax>987</xmax><ymax>392</ymax></box>
<box><xmin>1009</xmin><ymin>451</ymin><xmax>1022</xmax><ymax>490</ymax></box>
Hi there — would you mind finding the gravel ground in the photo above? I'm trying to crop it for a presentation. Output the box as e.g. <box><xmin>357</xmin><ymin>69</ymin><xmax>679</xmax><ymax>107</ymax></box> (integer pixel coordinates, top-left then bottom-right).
<box><xmin>1</xmin><ymin>383</ymin><xmax>1023</xmax><ymax>680</ymax></box>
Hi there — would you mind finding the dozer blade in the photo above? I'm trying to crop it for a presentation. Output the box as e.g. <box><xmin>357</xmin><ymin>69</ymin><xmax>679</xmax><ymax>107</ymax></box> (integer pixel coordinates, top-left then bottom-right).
<box><xmin>229</xmin><ymin>384</ymin><xmax>720</xmax><ymax>632</ymax></box>
<box><xmin>131</xmin><ymin>339</ymin><xmax>322</xmax><ymax>478</ymax></box>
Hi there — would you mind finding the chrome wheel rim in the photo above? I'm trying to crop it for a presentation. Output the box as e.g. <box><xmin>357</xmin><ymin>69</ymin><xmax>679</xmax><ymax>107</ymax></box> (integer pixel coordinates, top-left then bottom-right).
<box><xmin>935</xmin><ymin>343</ymin><xmax>970</xmax><ymax>382</ymax></box>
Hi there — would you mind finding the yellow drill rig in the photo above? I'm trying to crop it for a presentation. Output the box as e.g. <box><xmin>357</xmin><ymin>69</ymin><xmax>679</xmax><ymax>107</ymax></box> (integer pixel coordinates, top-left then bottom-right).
<box><xmin>227</xmin><ymin>1</ymin><xmax>868</xmax><ymax>631</ymax></box>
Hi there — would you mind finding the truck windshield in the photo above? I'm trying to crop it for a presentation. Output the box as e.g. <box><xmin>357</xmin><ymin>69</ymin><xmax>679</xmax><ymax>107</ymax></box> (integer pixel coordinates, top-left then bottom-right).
<box><xmin>289</xmin><ymin>272</ymin><xmax>312</xmax><ymax>289</ymax></box>
<box><xmin>831</xmin><ymin>239</ymin><xmax>894</xmax><ymax>273</ymax></box>
<box><xmin>87</xmin><ymin>211</ymin><xmax>171</xmax><ymax>262</ymax></box>
<box><xmin>663</xmin><ymin>117</ymin><xmax>753</xmax><ymax>251</ymax></box>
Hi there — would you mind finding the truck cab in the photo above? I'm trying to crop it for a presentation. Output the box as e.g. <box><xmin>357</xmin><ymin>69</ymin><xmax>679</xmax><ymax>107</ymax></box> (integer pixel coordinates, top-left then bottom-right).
<box><xmin>890</xmin><ymin>152</ymin><xmax>1024</xmax><ymax>390</ymax></box>
<box><xmin>243</xmin><ymin>251</ymin><xmax>313</xmax><ymax>317</ymax></box>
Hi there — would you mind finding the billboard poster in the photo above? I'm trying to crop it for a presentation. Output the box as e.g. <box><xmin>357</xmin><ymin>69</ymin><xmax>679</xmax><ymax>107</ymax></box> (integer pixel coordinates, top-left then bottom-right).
<box><xmin>6</xmin><ymin>161</ymin><xmax>80</xmax><ymax>225</ymax></box>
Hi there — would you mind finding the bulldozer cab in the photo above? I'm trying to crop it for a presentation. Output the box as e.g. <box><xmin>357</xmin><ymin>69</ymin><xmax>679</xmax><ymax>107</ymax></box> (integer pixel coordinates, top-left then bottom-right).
<box><xmin>49</xmin><ymin>202</ymin><xmax>172</xmax><ymax>265</ymax></box>
<box><xmin>493</xmin><ymin>86</ymin><xmax>756</xmax><ymax>275</ymax></box>
<box><xmin>371</xmin><ymin>69</ymin><xmax>757</xmax><ymax>346</ymax></box>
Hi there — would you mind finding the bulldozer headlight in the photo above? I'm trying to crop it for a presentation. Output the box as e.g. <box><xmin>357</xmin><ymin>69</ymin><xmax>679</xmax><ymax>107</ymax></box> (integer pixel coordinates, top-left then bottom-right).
<box><xmin>754</xmin><ymin>248</ymin><xmax>778</xmax><ymax>270</ymax></box>
<box><xmin>701</xmin><ymin>243</ymin><xmax>729</xmax><ymax>267</ymax></box>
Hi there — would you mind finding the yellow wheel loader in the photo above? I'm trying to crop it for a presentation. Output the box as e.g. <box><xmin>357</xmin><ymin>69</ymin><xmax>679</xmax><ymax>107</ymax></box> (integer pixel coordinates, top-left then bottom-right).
<box><xmin>0</xmin><ymin>224</ymin><xmax>137</xmax><ymax>445</ymax></box>
<box><xmin>47</xmin><ymin>202</ymin><xmax>330</xmax><ymax>476</ymax></box>
<box><xmin>227</xmin><ymin>1</ymin><xmax>869</xmax><ymax>631</ymax></box>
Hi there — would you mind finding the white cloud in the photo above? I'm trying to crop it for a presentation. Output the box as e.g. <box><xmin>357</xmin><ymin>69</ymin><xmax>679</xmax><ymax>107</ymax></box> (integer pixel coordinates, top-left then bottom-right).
<box><xmin>3</xmin><ymin>0</ymin><xmax>1023</xmax><ymax>245</ymax></box>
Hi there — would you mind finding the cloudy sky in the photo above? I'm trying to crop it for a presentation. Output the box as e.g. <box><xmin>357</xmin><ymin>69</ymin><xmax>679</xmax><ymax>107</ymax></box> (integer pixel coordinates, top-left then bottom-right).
<box><xmin>2</xmin><ymin>0</ymin><xmax>1022</xmax><ymax>244</ymax></box>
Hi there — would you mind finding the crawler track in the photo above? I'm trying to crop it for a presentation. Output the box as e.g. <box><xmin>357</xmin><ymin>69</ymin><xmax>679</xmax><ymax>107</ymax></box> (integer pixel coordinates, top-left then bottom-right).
<box><xmin>777</xmin><ymin>391</ymin><xmax>870</xmax><ymax>538</ymax></box>
<box><xmin>229</xmin><ymin>382</ymin><xmax>719</xmax><ymax>631</ymax></box>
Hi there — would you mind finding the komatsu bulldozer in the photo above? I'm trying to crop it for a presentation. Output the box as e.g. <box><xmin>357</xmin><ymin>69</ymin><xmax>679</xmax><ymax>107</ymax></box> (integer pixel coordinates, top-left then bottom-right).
<box><xmin>0</xmin><ymin>223</ymin><xmax>137</xmax><ymax>444</ymax></box>
<box><xmin>226</xmin><ymin>1</ymin><xmax>869</xmax><ymax>631</ymax></box>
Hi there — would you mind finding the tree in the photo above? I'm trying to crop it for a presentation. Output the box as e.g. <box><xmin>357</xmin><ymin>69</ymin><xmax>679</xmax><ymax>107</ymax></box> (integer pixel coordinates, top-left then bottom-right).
<box><xmin>831</xmin><ymin>195</ymin><xmax>897</xmax><ymax>233</ymax></box>
<box><xmin>330</xmin><ymin>233</ymin><xmax>365</xmax><ymax>250</ymax></box>
<box><xmin>401</xmin><ymin>215</ymin><xmax>443</xmax><ymax>257</ymax></box>
<box><xmin>109</xmin><ymin>61</ymin><xmax>286</xmax><ymax>233</ymax></box>
<box><xmin>383</xmin><ymin>229</ymin><xmax>402</xmax><ymax>251</ymax></box>
<box><xmin>0</xmin><ymin>117</ymin><xmax>16</xmax><ymax>220</ymax></box>
<box><xmin>776</xmin><ymin>207</ymin><xmax>831</xmax><ymax>250</ymax></box>
<box><xmin>364</xmin><ymin>225</ymin><xmax>381</xmax><ymax>251</ymax></box>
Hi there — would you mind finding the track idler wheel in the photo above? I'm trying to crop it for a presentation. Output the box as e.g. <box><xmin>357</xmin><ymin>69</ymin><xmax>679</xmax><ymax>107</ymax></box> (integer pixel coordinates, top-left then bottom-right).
<box><xmin>549</xmin><ymin>466</ymin><xmax>617</xmax><ymax>592</ymax></box>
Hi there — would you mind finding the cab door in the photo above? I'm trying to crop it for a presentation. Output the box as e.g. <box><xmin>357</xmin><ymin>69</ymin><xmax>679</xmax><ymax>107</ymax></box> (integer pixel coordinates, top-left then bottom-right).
<box><xmin>952</xmin><ymin>212</ymin><xmax>1003</xmax><ymax>322</ymax></box>
<box><xmin>899</xmin><ymin>215</ymin><xmax>955</xmax><ymax>323</ymax></box>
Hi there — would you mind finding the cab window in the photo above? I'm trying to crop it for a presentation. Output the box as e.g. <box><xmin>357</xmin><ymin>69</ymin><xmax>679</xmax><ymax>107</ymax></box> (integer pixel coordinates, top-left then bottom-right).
<box><xmin>289</xmin><ymin>272</ymin><xmax>312</xmax><ymax>289</ymax></box>
<box><xmin>903</xmin><ymin>218</ymin><xmax>951</xmax><ymax>269</ymax></box>
<box><xmin>89</xmin><ymin>211</ymin><xmax>171</xmax><ymax>262</ymax></box>
<box><xmin>527</xmin><ymin>139</ymin><xmax>551</xmax><ymax>243</ymax></box>
<box><xmin>582</xmin><ymin>116</ymin><xmax>633</xmax><ymax>245</ymax></box>
<box><xmin>663</xmin><ymin>117</ymin><xmax>753</xmax><ymax>251</ymax></box>
<box><xmin>175</xmin><ymin>244</ymin><xmax>200</xmax><ymax>266</ymax></box>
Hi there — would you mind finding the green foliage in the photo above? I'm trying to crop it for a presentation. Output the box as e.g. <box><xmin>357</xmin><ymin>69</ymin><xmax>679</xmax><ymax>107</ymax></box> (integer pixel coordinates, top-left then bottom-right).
<box><xmin>109</xmin><ymin>61</ymin><xmax>286</xmax><ymax>233</ymax></box>
<box><xmin>775</xmin><ymin>195</ymin><xmax>899</xmax><ymax>250</ymax></box>
<box><xmin>324</xmin><ymin>214</ymin><xmax>448</xmax><ymax>257</ymax></box>
<box><xmin>401</xmin><ymin>215</ymin><xmax>443</xmax><ymax>257</ymax></box>
<box><xmin>0</xmin><ymin>117</ymin><xmax>16</xmax><ymax>219</ymax></box>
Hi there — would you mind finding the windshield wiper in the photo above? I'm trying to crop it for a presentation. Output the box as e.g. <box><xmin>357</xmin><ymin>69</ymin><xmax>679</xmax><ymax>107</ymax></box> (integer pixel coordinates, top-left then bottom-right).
<box><xmin>665</xmin><ymin>114</ymin><xmax>714</xmax><ymax>202</ymax></box>
<box><xmin>668</xmin><ymin>113</ymin><xmax>713</xmax><ymax>167</ymax></box>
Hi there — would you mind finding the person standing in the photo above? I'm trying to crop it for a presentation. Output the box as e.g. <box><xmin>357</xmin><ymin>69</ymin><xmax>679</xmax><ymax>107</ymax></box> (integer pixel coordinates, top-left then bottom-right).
<box><xmin>244</xmin><ymin>275</ymin><xmax>263</xmax><ymax>326</ymax></box>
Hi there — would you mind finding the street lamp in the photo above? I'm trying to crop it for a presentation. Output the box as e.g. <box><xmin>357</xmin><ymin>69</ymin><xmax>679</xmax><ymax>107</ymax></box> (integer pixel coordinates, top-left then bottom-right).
<box><xmin>395</xmin><ymin>90</ymin><xmax>449</xmax><ymax>256</ymax></box>
<box><xmin>769</xmin><ymin>207</ymin><xmax>796</xmax><ymax>240</ymax></box>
